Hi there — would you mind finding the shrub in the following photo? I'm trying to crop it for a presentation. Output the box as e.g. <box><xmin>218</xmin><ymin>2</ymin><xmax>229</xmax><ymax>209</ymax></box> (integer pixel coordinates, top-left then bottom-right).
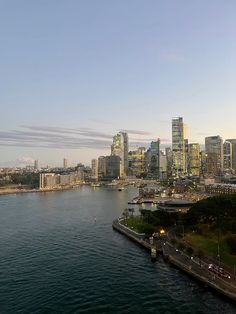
<box><xmin>226</xmin><ymin>235</ymin><xmax>236</xmax><ymax>255</ymax></box>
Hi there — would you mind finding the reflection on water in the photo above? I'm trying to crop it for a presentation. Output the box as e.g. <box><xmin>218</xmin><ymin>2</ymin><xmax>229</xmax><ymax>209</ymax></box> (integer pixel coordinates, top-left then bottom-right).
<box><xmin>0</xmin><ymin>186</ymin><xmax>235</xmax><ymax>314</ymax></box>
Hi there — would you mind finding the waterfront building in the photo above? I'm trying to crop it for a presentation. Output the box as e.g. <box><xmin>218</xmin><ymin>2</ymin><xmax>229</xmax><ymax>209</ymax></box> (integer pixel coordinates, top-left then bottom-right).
<box><xmin>205</xmin><ymin>136</ymin><xmax>223</xmax><ymax>176</ymax></box>
<box><xmin>188</xmin><ymin>143</ymin><xmax>200</xmax><ymax>176</ymax></box>
<box><xmin>76</xmin><ymin>163</ymin><xmax>85</xmax><ymax>182</ymax></box>
<box><xmin>128</xmin><ymin>147</ymin><xmax>146</xmax><ymax>177</ymax></box>
<box><xmin>223</xmin><ymin>141</ymin><xmax>233</xmax><ymax>172</ymax></box>
<box><xmin>172</xmin><ymin>117</ymin><xmax>187</xmax><ymax>177</ymax></box>
<box><xmin>39</xmin><ymin>173</ymin><xmax>59</xmax><ymax>189</ymax></box>
<box><xmin>225</xmin><ymin>139</ymin><xmax>236</xmax><ymax>172</ymax></box>
<box><xmin>63</xmin><ymin>158</ymin><xmax>68</xmax><ymax>169</ymax></box>
<box><xmin>111</xmin><ymin>132</ymin><xmax>128</xmax><ymax>178</ymax></box>
<box><xmin>98</xmin><ymin>156</ymin><xmax>106</xmax><ymax>180</ymax></box>
<box><xmin>91</xmin><ymin>159</ymin><xmax>98</xmax><ymax>180</ymax></box>
<box><xmin>104</xmin><ymin>155</ymin><xmax>121</xmax><ymax>180</ymax></box>
<box><xmin>83</xmin><ymin>166</ymin><xmax>92</xmax><ymax>182</ymax></box>
<box><xmin>60</xmin><ymin>174</ymin><xmax>73</xmax><ymax>185</ymax></box>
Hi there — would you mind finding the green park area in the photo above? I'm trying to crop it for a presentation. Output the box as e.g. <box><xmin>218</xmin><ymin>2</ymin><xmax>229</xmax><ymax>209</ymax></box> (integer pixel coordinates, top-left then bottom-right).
<box><xmin>185</xmin><ymin>233</ymin><xmax>236</xmax><ymax>267</ymax></box>
<box><xmin>121</xmin><ymin>194</ymin><xmax>236</xmax><ymax>268</ymax></box>
<box><xmin>121</xmin><ymin>215</ymin><xmax>155</xmax><ymax>234</ymax></box>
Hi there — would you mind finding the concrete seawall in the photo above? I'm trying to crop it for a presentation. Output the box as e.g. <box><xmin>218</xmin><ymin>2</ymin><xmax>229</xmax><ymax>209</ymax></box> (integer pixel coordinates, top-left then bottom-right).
<box><xmin>112</xmin><ymin>219</ymin><xmax>151</xmax><ymax>251</ymax></box>
<box><xmin>112</xmin><ymin>218</ymin><xmax>236</xmax><ymax>303</ymax></box>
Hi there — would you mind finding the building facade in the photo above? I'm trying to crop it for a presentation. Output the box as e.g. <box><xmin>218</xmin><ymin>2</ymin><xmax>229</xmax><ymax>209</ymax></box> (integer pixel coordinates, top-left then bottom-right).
<box><xmin>128</xmin><ymin>147</ymin><xmax>146</xmax><ymax>177</ymax></box>
<box><xmin>188</xmin><ymin>143</ymin><xmax>200</xmax><ymax>176</ymax></box>
<box><xmin>91</xmin><ymin>159</ymin><xmax>98</xmax><ymax>180</ymax></box>
<box><xmin>205</xmin><ymin>136</ymin><xmax>223</xmax><ymax>176</ymax></box>
<box><xmin>172</xmin><ymin>117</ymin><xmax>186</xmax><ymax>176</ymax></box>
<box><xmin>111</xmin><ymin>132</ymin><xmax>128</xmax><ymax>178</ymax></box>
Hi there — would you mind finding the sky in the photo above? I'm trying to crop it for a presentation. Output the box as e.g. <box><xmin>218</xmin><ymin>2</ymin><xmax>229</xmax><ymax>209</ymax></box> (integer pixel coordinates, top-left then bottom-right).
<box><xmin>0</xmin><ymin>0</ymin><xmax>235</xmax><ymax>167</ymax></box>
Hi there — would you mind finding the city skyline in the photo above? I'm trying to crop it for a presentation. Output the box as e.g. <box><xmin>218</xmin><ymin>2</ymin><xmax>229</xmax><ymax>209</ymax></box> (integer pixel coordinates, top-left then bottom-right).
<box><xmin>0</xmin><ymin>1</ymin><xmax>235</xmax><ymax>166</ymax></box>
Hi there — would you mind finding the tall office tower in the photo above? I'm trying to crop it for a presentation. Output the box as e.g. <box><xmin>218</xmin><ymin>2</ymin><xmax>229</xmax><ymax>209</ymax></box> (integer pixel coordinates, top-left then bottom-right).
<box><xmin>111</xmin><ymin>132</ymin><xmax>128</xmax><ymax>178</ymax></box>
<box><xmin>188</xmin><ymin>143</ymin><xmax>200</xmax><ymax>176</ymax></box>
<box><xmin>98</xmin><ymin>156</ymin><xmax>106</xmax><ymax>179</ymax></box>
<box><xmin>225</xmin><ymin>139</ymin><xmax>236</xmax><ymax>172</ymax></box>
<box><xmin>159</xmin><ymin>151</ymin><xmax>167</xmax><ymax>180</ymax></box>
<box><xmin>165</xmin><ymin>147</ymin><xmax>172</xmax><ymax>178</ymax></box>
<box><xmin>184</xmin><ymin>139</ymin><xmax>189</xmax><ymax>174</ymax></box>
<box><xmin>105</xmin><ymin>155</ymin><xmax>121</xmax><ymax>179</ymax></box>
<box><xmin>128</xmin><ymin>147</ymin><xmax>146</xmax><ymax>177</ymax></box>
<box><xmin>144</xmin><ymin>148</ymin><xmax>151</xmax><ymax>175</ymax></box>
<box><xmin>63</xmin><ymin>158</ymin><xmax>68</xmax><ymax>169</ymax></box>
<box><xmin>148</xmin><ymin>139</ymin><xmax>160</xmax><ymax>179</ymax></box>
<box><xmin>172</xmin><ymin>117</ymin><xmax>186</xmax><ymax>177</ymax></box>
<box><xmin>91</xmin><ymin>159</ymin><xmax>98</xmax><ymax>180</ymax></box>
<box><xmin>34</xmin><ymin>160</ymin><xmax>39</xmax><ymax>170</ymax></box>
<box><xmin>223</xmin><ymin>141</ymin><xmax>233</xmax><ymax>172</ymax></box>
<box><xmin>122</xmin><ymin>132</ymin><xmax>129</xmax><ymax>175</ymax></box>
<box><xmin>205</xmin><ymin>136</ymin><xmax>223</xmax><ymax>176</ymax></box>
<box><xmin>200</xmin><ymin>150</ymin><xmax>207</xmax><ymax>176</ymax></box>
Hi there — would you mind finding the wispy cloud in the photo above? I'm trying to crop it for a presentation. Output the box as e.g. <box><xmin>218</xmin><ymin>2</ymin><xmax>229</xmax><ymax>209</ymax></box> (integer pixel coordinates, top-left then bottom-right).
<box><xmin>0</xmin><ymin>126</ymin><xmax>112</xmax><ymax>150</ymax></box>
<box><xmin>118</xmin><ymin>129</ymin><xmax>152</xmax><ymax>136</ymax></box>
<box><xmin>0</xmin><ymin>126</ymin><xmax>171</xmax><ymax>150</ymax></box>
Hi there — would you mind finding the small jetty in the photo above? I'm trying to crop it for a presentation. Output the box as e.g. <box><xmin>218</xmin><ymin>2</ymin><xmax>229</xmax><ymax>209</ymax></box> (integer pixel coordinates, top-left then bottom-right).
<box><xmin>151</xmin><ymin>247</ymin><xmax>157</xmax><ymax>261</ymax></box>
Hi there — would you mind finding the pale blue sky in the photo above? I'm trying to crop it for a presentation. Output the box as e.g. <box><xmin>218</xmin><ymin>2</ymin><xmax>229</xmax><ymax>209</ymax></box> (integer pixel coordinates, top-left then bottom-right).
<box><xmin>0</xmin><ymin>0</ymin><xmax>235</xmax><ymax>166</ymax></box>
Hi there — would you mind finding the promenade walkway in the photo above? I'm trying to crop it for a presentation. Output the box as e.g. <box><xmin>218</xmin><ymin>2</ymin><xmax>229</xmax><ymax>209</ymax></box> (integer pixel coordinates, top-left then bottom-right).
<box><xmin>113</xmin><ymin>218</ymin><xmax>236</xmax><ymax>302</ymax></box>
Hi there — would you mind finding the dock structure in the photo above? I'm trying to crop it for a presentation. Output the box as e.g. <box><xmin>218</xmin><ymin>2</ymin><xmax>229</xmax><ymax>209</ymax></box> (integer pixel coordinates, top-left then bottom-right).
<box><xmin>151</xmin><ymin>247</ymin><xmax>157</xmax><ymax>261</ymax></box>
<box><xmin>112</xmin><ymin>218</ymin><xmax>236</xmax><ymax>303</ymax></box>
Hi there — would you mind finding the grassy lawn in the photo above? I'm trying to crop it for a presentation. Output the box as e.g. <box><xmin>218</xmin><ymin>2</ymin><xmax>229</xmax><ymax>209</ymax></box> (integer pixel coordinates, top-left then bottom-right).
<box><xmin>185</xmin><ymin>233</ymin><xmax>236</xmax><ymax>267</ymax></box>
<box><xmin>120</xmin><ymin>216</ymin><xmax>155</xmax><ymax>234</ymax></box>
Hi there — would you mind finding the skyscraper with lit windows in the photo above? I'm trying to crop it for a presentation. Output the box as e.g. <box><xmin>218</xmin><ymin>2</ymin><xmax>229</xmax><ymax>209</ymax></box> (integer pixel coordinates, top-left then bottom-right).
<box><xmin>111</xmin><ymin>132</ymin><xmax>128</xmax><ymax>178</ymax></box>
<box><xmin>172</xmin><ymin>117</ymin><xmax>186</xmax><ymax>176</ymax></box>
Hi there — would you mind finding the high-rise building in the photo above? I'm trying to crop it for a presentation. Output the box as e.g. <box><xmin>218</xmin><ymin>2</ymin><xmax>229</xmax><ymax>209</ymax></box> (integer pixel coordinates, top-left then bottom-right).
<box><xmin>165</xmin><ymin>147</ymin><xmax>172</xmax><ymax>178</ymax></box>
<box><xmin>128</xmin><ymin>147</ymin><xmax>146</xmax><ymax>177</ymax></box>
<box><xmin>34</xmin><ymin>160</ymin><xmax>39</xmax><ymax>170</ymax></box>
<box><xmin>63</xmin><ymin>158</ymin><xmax>68</xmax><ymax>169</ymax></box>
<box><xmin>111</xmin><ymin>132</ymin><xmax>128</xmax><ymax>178</ymax></box>
<box><xmin>98</xmin><ymin>156</ymin><xmax>106</xmax><ymax>179</ymax></box>
<box><xmin>205</xmin><ymin>136</ymin><xmax>223</xmax><ymax>176</ymax></box>
<box><xmin>200</xmin><ymin>150</ymin><xmax>207</xmax><ymax>176</ymax></box>
<box><xmin>104</xmin><ymin>155</ymin><xmax>121</xmax><ymax>179</ymax></box>
<box><xmin>148</xmin><ymin>139</ymin><xmax>160</xmax><ymax>179</ymax></box>
<box><xmin>188</xmin><ymin>143</ymin><xmax>200</xmax><ymax>176</ymax></box>
<box><xmin>225</xmin><ymin>139</ymin><xmax>236</xmax><ymax>172</ymax></box>
<box><xmin>159</xmin><ymin>151</ymin><xmax>167</xmax><ymax>180</ymax></box>
<box><xmin>223</xmin><ymin>141</ymin><xmax>233</xmax><ymax>172</ymax></box>
<box><xmin>91</xmin><ymin>159</ymin><xmax>98</xmax><ymax>180</ymax></box>
<box><xmin>172</xmin><ymin>117</ymin><xmax>186</xmax><ymax>176</ymax></box>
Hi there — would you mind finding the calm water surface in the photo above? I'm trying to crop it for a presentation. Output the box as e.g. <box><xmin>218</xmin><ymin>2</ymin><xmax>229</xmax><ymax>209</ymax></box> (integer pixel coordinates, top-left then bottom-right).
<box><xmin>0</xmin><ymin>186</ymin><xmax>235</xmax><ymax>314</ymax></box>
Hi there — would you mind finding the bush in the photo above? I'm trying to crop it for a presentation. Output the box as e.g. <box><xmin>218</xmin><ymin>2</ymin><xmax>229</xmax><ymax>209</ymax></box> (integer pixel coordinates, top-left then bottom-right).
<box><xmin>226</xmin><ymin>235</ymin><xmax>236</xmax><ymax>255</ymax></box>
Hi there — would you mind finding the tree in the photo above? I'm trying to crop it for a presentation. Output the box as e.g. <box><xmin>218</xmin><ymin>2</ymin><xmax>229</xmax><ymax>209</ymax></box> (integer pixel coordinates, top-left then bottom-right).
<box><xmin>122</xmin><ymin>208</ymin><xmax>129</xmax><ymax>220</ymax></box>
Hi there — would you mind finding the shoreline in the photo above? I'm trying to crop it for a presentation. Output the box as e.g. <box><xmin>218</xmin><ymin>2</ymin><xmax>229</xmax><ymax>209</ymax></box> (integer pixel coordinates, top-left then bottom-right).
<box><xmin>112</xmin><ymin>218</ymin><xmax>236</xmax><ymax>303</ymax></box>
<box><xmin>0</xmin><ymin>186</ymin><xmax>83</xmax><ymax>196</ymax></box>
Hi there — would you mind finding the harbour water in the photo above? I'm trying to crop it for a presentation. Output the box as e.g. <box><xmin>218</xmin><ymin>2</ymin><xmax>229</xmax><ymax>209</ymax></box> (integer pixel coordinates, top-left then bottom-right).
<box><xmin>0</xmin><ymin>186</ymin><xmax>235</xmax><ymax>314</ymax></box>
